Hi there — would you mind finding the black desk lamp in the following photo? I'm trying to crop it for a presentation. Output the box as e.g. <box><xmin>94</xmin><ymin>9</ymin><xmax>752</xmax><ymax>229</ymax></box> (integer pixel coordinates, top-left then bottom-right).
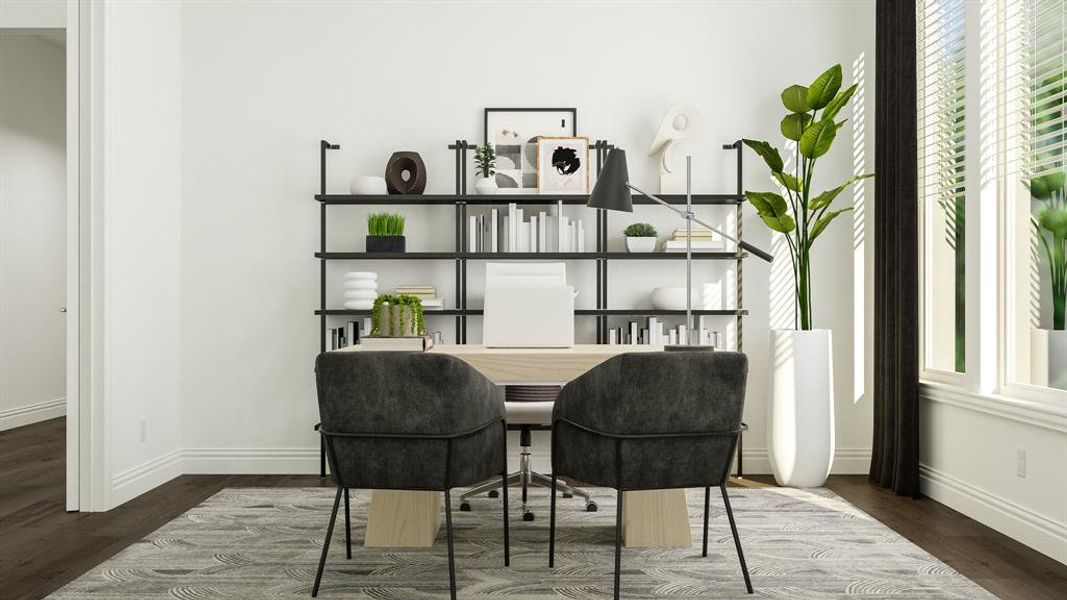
<box><xmin>588</xmin><ymin>148</ymin><xmax>773</xmax><ymax>344</ymax></box>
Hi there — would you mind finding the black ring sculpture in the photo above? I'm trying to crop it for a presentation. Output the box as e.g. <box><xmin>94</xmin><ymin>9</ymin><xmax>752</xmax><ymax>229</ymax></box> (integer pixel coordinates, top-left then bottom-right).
<box><xmin>385</xmin><ymin>151</ymin><xmax>427</xmax><ymax>195</ymax></box>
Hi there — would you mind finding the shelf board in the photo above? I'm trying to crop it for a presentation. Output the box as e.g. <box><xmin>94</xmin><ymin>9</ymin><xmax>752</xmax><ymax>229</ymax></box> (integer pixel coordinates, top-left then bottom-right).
<box><xmin>315</xmin><ymin>193</ymin><xmax>743</xmax><ymax>206</ymax></box>
<box><xmin>317</xmin><ymin>308</ymin><xmax>747</xmax><ymax>317</ymax></box>
<box><xmin>316</xmin><ymin>251</ymin><xmax>746</xmax><ymax>260</ymax></box>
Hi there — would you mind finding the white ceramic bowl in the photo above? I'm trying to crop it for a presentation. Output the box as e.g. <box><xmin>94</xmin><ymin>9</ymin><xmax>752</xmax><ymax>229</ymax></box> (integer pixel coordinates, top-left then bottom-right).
<box><xmin>344</xmin><ymin>271</ymin><xmax>378</xmax><ymax>280</ymax></box>
<box><xmin>349</xmin><ymin>176</ymin><xmax>387</xmax><ymax>195</ymax></box>
<box><xmin>651</xmin><ymin>286</ymin><xmax>700</xmax><ymax>310</ymax></box>
<box><xmin>343</xmin><ymin>290</ymin><xmax>378</xmax><ymax>300</ymax></box>
<box><xmin>343</xmin><ymin>300</ymin><xmax>375</xmax><ymax>310</ymax></box>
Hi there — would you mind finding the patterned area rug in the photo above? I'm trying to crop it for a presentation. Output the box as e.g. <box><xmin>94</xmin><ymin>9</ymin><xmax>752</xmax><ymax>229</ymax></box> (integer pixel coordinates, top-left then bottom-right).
<box><xmin>50</xmin><ymin>486</ymin><xmax>995</xmax><ymax>599</ymax></box>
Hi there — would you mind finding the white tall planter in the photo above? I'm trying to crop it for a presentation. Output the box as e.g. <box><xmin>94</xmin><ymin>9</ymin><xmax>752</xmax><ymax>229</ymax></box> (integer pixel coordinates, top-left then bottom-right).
<box><xmin>1031</xmin><ymin>329</ymin><xmax>1067</xmax><ymax>390</ymax></box>
<box><xmin>768</xmin><ymin>329</ymin><xmax>835</xmax><ymax>488</ymax></box>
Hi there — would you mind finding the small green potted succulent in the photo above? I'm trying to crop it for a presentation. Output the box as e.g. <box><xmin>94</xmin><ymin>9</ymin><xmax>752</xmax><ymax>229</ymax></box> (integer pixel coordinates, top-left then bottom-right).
<box><xmin>624</xmin><ymin>222</ymin><xmax>657</xmax><ymax>253</ymax></box>
<box><xmin>473</xmin><ymin>143</ymin><xmax>497</xmax><ymax>195</ymax></box>
<box><xmin>366</xmin><ymin>212</ymin><xmax>405</xmax><ymax>253</ymax></box>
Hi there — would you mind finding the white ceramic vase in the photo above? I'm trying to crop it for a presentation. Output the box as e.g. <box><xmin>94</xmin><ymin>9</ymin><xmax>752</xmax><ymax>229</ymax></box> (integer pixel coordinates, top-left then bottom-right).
<box><xmin>343</xmin><ymin>271</ymin><xmax>378</xmax><ymax>310</ymax></box>
<box><xmin>768</xmin><ymin>329</ymin><xmax>835</xmax><ymax>488</ymax></box>
<box><xmin>626</xmin><ymin>237</ymin><xmax>657</xmax><ymax>253</ymax></box>
<box><xmin>474</xmin><ymin>176</ymin><xmax>498</xmax><ymax>195</ymax></box>
<box><xmin>1030</xmin><ymin>329</ymin><xmax>1067</xmax><ymax>390</ymax></box>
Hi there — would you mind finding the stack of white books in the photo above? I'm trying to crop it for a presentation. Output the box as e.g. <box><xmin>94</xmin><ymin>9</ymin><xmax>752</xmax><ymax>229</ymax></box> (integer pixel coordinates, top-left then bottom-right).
<box><xmin>468</xmin><ymin>201</ymin><xmax>586</xmax><ymax>253</ymax></box>
<box><xmin>662</xmin><ymin>228</ymin><xmax>724</xmax><ymax>252</ymax></box>
<box><xmin>394</xmin><ymin>285</ymin><xmax>442</xmax><ymax>309</ymax></box>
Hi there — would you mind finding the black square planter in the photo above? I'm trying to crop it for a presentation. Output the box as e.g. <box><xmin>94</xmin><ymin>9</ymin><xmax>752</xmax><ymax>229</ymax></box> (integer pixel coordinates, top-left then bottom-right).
<box><xmin>366</xmin><ymin>236</ymin><xmax>406</xmax><ymax>253</ymax></box>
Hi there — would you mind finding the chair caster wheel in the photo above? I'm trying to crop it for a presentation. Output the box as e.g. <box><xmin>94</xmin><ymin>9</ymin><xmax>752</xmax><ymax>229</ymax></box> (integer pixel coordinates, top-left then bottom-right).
<box><xmin>459</xmin><ymin>502</ymin><xmax>471</xmax><ymax>512</ymax></box>
<box><xmin>487</xmin><ymin>490</ymin><xmax>499</xmax><ymax>498</ymax></box>
<box><xmin>522</xmin><ymin>511</ymin><xmax>535</xmax><ymax>522</ymax></box>
<box><xmin>562</xmin><ymin>492</ymin><xmax>573</xmax><ymax>499</ymax></box>
<box><xmin>585</xmin><ymin>502</ymin><xmax>598</xmax><ymax>512</ymax></box>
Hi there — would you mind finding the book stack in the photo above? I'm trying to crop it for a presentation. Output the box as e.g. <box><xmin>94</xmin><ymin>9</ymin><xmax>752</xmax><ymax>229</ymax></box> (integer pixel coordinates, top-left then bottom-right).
<box><xmin>328</xmin><ymin>318</ymin><xmax>372</xmax><ymax>350</ymax></box>
<box><xmin>361</xmin><ymin>333</ymin><xmax>436</xmax><ymax>351</ymax></box>
<box><xmin>662</xmin><ymin>228</ymin><xmax>724</xmax><ymax>252</ymax></box>
<box><xmin>467</xmin><ymin>201</ymin><xmax>586</xmax><ymax>253</ymax></box>
<box><xmin>605</xmin><ymin>319</ymin><xmax>721</xmax><ymax>347</ymax></box>
<box><xmin>394</xmin><ymin>285</ymin><xmax>442</xmax><ymax>309</ymax></box>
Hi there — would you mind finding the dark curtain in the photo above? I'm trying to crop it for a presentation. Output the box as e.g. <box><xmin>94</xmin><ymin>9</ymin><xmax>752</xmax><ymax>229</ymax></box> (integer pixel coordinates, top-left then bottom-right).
<box><xmin>871</xmin><ymin>0</ymin><xmax>921</xmax><ymax>497</ymax></box>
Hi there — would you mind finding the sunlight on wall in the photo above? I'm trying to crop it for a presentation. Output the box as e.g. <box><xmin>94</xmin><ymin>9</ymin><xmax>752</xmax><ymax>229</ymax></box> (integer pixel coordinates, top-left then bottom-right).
<box><xmin>852</xmin><ymin>52</ymin><xmax>867</xmax><ymax>404</ymax></box>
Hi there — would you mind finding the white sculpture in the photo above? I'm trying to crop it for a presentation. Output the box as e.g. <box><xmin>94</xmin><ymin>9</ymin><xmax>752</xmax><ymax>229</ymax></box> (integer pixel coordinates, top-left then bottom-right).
<box><xmin>648</xmin><ymin>105</ymin><xmax>704</xmax><ymax>193</ymax></box>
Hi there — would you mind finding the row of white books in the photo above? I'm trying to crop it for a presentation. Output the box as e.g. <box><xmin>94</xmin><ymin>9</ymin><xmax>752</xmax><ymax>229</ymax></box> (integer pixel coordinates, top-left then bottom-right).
<box><xmin>468</xmin><ymin>201</ymin><xmax>585</xmax><ymax>253</ymax></box>
<box><xmin>606</xmin><ymin>318</ymin><xmax>722</xmax><ymax>347</ymax></box>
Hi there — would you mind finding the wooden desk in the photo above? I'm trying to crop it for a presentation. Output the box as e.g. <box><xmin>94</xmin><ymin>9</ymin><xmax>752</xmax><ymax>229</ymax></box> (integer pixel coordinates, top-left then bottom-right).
<box><xmin>337</xmin><ymin>344</ymin><xmax>692</xmax><ymax>549</ymax></box>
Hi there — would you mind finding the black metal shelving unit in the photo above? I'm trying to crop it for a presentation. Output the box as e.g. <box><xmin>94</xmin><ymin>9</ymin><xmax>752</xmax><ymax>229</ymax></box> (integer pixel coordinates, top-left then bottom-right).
<box><xmin>317</xmin><ymin>138</ymin><xmax>748</xmax><ymax>350</ymax></box>
<box><xmin>315</xmin><ymin>138</ymin><xmax>748</xmax><ymax>476</ymax></box>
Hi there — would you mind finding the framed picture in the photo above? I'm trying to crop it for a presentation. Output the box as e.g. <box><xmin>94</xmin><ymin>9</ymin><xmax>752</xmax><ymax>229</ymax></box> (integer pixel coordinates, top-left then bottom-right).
<box><xmin>537</xmin><ymin>136</ymin><xmax>589</xmax><ymax>194</ymax></box>
<box><xmin>484</xmin><ymin>108</ymin><xmax>576</xmax><ymax>193</ymax></box>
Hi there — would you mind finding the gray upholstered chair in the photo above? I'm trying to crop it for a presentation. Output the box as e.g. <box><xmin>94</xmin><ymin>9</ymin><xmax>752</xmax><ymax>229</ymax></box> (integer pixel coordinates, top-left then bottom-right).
<box><xmin>313</xmin><ymin>351</ymin><xmax>510</xmax><ymax>599</ymax></box>
<box><xmin>548</xmin><ymin>351</ymin><xmax>753</xmax><ymax>599</ymax></box>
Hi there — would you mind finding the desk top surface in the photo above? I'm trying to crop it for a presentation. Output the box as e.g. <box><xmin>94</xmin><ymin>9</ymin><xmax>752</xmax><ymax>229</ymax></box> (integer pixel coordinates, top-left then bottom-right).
<box><xmin>337</xmin><ymin>344</ymin><xmax>667</xmax><ymax>383</ymax></box>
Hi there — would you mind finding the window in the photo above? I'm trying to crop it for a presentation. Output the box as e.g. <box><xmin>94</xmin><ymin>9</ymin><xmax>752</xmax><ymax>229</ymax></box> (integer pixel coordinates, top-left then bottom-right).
<box><xmin>1006</xmin><ymin>0</ymin><xmax>1067</xmax><ymax>392</ymax></box>
<box><xmin>919</xmin><ymin>0</ymin><xmax>1066</xmax><ymax>401</ymax></box>
<box><xmin>919</xmin><ymin>0</ymin><xmax>967</xmax><ymax>374</ymax></box>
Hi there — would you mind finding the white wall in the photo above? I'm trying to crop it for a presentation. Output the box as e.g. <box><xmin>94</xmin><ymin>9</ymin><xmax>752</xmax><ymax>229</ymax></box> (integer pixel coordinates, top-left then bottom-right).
<box><xmin>98</xmin><ymin>0</ymin><xmax>184</xmax><ymax>507</ymax></box>
<box><xmin>179</xmin><ymin>0</ymin><xmax>876</xmax><ymax>474</ymax></box>
<box><xmin>920</xmin><ymin>386</ymin><xmax>1067</xmax><ymax>563</ymax></box>
<box><xmin>0</xmin><ymin>31</ymin><xmax>67</xmax><ymax>430</ymax></box>
<box><xmin>0</xmin><ymin>0</ymin><xmax>65</xmax><ymax>28</ymax></box>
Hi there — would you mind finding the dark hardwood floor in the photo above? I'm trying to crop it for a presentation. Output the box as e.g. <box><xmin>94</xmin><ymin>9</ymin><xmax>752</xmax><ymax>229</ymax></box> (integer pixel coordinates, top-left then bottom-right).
<box><xmin>2</xmin><ymin>417</ymin><xmax>1064</xmax><ymax>599</ymax></box>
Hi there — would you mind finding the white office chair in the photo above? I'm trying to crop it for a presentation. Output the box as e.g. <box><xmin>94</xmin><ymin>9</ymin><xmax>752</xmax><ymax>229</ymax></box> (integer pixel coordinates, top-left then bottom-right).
<box><xmin>459</xmin><ymin>263</ymin><xmax>595</xmax><ymax>520</ymax></box>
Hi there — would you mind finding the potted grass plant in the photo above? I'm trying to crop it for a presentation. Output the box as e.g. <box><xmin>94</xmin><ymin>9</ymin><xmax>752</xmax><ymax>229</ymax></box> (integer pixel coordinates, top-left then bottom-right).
<box><xmin>624</xmin><ymin>223</ymin><xmax>657</xmax><ymax>253</ymax></box>
<box><xmin>366</xmin><ymin>212</ymin><xmax>406</xmax><ymax>253</ymax></box>
<box><xmin>1028</xmin><ymin>171</ymin><xmax>1067</xmax><ymax>389</ymax></box>
<box><xmin>742</xmin><ymin>64</ymin><xmax>874</xmax><ymax>487</ymax></box>
<box><xmin>473</xmin><ymin>143</ymin><xmax>498</xmax><ymax>195</ymax></box>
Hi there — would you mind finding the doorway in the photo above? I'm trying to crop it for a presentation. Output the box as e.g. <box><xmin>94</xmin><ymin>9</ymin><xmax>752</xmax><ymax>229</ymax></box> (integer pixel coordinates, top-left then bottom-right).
<box><xmin>0</xmin><ymin>28</ymin><xmax>70</xmax><ymax>507</ymax></box>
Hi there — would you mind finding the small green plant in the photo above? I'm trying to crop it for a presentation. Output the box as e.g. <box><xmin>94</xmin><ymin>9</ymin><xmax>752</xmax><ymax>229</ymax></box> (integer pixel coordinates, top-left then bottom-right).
<box><xmin>368</xmin><ymin>213</ymin><xmax>405</xmax><ymax>236</ymax></box>
<box><xmin>473</xmin><ymin>143</ymin><xmax>496</xmax><ymax>178</ymax></box>
<box><xmin>1029</xmin><ymin>171</ymin><xmax>1066</xmax><ymax>330</ymax></box>
<box><xmin>624</xmin><ymin>223</ymin><xmax>657</xmax><ymax>237</ymax></box>
<box><xmin>370</xmin><ymin>294</ymin><xmax>425</xmax><ymax>337</ymax></box>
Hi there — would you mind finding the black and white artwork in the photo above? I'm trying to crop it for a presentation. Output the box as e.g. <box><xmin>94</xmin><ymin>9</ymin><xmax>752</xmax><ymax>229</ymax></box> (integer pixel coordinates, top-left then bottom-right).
<box><xmin>537</xmin><ymin>137</ymin><xmax>589</xmax><ymax>194</ymax></box>
<box><xmin>484</xmin><ymin>108</ymin><xmax>576</xmax><ymax>193</ymax></box>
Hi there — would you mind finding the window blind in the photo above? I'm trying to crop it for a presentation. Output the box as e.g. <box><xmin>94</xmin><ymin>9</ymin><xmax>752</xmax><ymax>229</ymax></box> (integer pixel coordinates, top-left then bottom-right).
<box><xmin>918</xmin><ymin>0</ymin><xmax>967</xmax><ymax>373</ymax></box>
<box><xmin>1027</xmin><ymin>0</ymin><xmax>1066</xmax><ymax>178</ymax></box>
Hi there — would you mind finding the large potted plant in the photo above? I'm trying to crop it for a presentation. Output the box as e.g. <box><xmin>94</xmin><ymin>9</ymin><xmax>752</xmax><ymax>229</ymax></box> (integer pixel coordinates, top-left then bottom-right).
<box><xmin>743</xmin><ymin>64</ymin><xmax>873</xmax><ymax>487</ymax></box>
<box><xmin>1028</xmin><ymin>171</ymin><xmax>1066</xmax><ymax>389</ymax></box>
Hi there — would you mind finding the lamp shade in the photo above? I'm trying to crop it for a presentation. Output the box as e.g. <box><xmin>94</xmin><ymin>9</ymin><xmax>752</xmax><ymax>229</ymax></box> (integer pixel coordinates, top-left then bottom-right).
<box><xmin>587</xmin><ymin>149</ymin><xmax>633</xmax><ymax>212</ymax></box>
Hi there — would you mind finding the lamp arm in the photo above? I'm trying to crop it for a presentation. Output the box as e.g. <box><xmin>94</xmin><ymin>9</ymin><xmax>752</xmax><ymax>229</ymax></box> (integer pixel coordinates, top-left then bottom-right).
<box><xmin>624</xmin><ymin>183</ymin><xmax>774</xmax><ymax>263</ymax></box>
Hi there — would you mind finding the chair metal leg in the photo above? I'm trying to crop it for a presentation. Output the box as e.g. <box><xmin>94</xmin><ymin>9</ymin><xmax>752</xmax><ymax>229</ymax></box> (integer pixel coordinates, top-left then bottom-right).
<box><xmin>444</xmin><ymin>489</ymin><xmax>457</xmax><ymax>600</ymax></box>
<box><xmin>312</xmin><ymin>486</ymin><xmax>343</xmax><ymax>597</ymax></box>
<box><xmin>720</xmin><ymin>484</ymin><xmax>753</xmax><ymax>594</ymax></box>
<box><xmin>549</xmin><ymin>473</ymin><xmax>557</xmax><ymax>567</ymax></box>
<box><xmin>502</xmin><ymin>472</ymin><xmax>510</xmax><ymax>567</ymax></box>
<box><xmin>613</xmin><ymin>488</ymin><xmax>623</xmax><ymax>600</ymax></box>
<box><xmin>343</xmin><ymin>488</ymin><xmax>352</xmax><ymax>560</ymax></box>
<box><xmin>702</xmin><ymin>486</ymin><xmax>710</xmax><ymax>557</ymax></box>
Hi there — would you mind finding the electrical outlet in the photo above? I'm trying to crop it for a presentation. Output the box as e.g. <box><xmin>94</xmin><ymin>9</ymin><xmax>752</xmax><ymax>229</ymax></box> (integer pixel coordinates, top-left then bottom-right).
<box><xmin>1016</xmin><ymin>447</ymin><xmax>1026</xmax><ymax>478</ymax></box>
<box><xmin>139</xmin><ymin>418</ymin><xmax>148</xmax><ymax>442</ymax></box>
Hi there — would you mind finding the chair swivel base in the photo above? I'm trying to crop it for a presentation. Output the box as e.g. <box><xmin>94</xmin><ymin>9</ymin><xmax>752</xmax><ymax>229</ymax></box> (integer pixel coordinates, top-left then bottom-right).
<box><xmin>460</xmin><ymin>471</ymin><xmax>596</xmax><ymax>519</ymax></box>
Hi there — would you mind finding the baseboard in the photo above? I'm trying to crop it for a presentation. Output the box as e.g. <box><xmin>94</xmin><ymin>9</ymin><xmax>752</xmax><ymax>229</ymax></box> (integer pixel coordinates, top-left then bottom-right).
<box><xmin>737</xmin><ymin>447</ymin><xmax>872</xmax><ymax>476</ymax></box>
<box><xmin>110</xmin><ymin>448</ymin><xmax>183</xmax><ymax>508</ymax></box>
<box><xmin>920</xmin><ymin>463</ymin><xmax>1067</xmax><ymax>564</ymax></box>
<box><xmin>0</xmin><ymin>397</ymin><xmax>65</xmax><ymax>431</ymax></box>
<box><xmin>183</xmin><ymin>447</ymin><xmax>322</xmax><ymax>474</ymax></box>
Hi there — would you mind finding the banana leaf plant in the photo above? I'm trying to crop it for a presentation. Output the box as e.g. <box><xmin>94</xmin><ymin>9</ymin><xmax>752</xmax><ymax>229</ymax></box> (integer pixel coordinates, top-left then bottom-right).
<box><xmin>743</xmin><ymin>64</ymin><xmax>874</xmax><ymax>330</ymax></box>
<box><xmin>1029</xmin><ymin>171</ymin><xmax>1067</xmax><ymax>330</ymax></box>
